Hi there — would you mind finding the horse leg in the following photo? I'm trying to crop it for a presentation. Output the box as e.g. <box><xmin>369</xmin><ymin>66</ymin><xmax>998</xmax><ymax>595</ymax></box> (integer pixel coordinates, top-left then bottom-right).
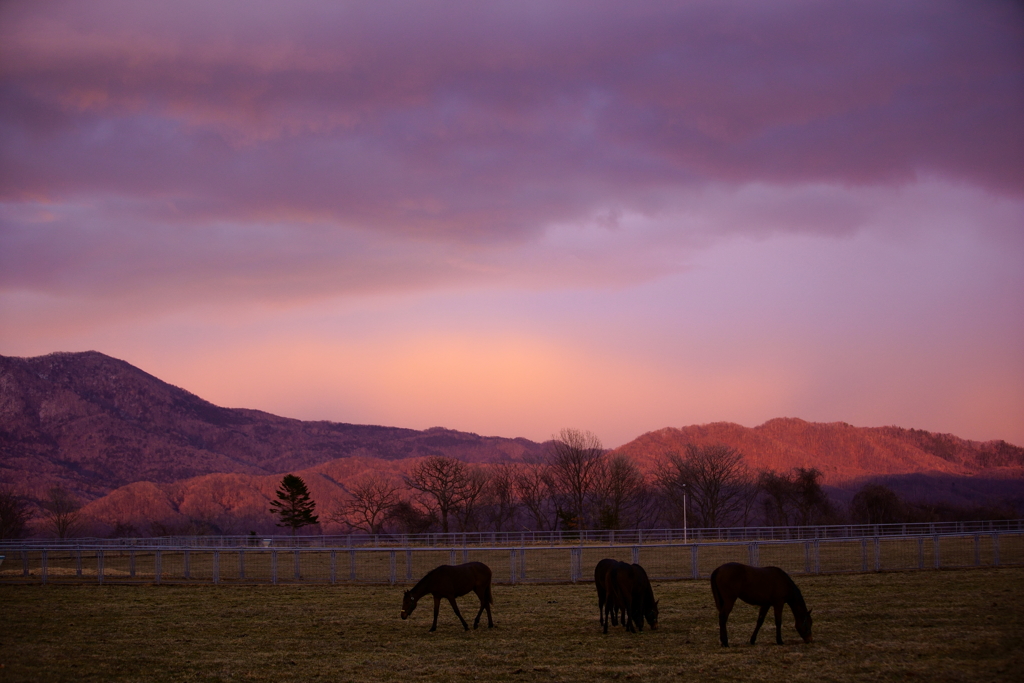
<box><xmin>448</xmin><ymin>597</ymin><xmax>470</xmax><ymax>631</ymax></box>
<box><xmin>472</xmin><ymin>587</ymin><xmax>492</xmax><ymax>629</ymax></box>
<box><xmin>430</xmin><ymin>596</ymin><xmax>442</xmax><ymax>632</ymax></box>
<box><xmin>773</xmin><ymin>603</ymin><xmax>784</xmax><ymax>645</ymax></box>
<box><xmin>718</xmin><ymin>599</ymin><xmax>734</xmax><ymax>647</ymax></box>
<box><xmin>750</xmin><ymin>604</ymin><xmax>770</xmax><ymax>645</ymax></box>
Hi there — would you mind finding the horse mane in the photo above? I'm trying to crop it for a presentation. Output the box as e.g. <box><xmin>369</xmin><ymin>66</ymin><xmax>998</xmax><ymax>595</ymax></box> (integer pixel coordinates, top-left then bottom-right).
<box><xmin>785</xmin><ymin>575</ymin><xmax>808</xmax><ymax>613</ymax></box>
<box><xmin>410</xmin><ymin>565</ymin><xmax>442</xmax><ymax>596</ymax></box>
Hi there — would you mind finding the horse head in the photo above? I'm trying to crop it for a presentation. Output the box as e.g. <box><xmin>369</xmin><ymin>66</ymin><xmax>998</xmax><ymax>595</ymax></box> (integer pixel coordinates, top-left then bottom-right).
<box><xmin>797</xmin><ymin>608</ymin><xmax>813</xmax><ymax>643</ymax></box>
<box><xmin>645</xmin><ymin>599</ymin><xmax>659</xmax><ymax>630</ymax></box>
<box><xmin>400</xmin><ymin>590</ymin><xmax>418</xmax><ymax>620</ymax></box>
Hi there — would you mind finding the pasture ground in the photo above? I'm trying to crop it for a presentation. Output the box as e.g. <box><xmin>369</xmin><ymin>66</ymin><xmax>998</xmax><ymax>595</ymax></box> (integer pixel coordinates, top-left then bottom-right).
<box><xmin>2</xmin><ymin>567</ymin><xmax>1022</xmax><ymax>682</ymax></box>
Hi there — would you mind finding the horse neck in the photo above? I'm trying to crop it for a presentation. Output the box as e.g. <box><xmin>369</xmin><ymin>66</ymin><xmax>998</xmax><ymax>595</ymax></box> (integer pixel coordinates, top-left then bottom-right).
<box><xmin>410</xmin><ymin>571</ymin><xmax>435</xmax><ymax>599</ymax></box>
<box><xmin>785</xmin><ymin>583</ymin><xmax>809</xmax><ymax>617</ymax></box>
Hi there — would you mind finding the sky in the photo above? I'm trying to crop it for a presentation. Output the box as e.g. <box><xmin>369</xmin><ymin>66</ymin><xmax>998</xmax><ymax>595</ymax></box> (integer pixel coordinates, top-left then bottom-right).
<box><xmin>1</xmin><ymin>0</ymin><xmax>1023</xmax><ymax>448</ymax></box>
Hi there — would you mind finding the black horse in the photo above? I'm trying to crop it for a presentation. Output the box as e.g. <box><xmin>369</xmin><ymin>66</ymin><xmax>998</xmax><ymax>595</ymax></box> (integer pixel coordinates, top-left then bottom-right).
<box><xmin>710</xmin><ymin>562</ymin><xmax>813</xmax><ymax>647</ymax></box>
<box><xmin>604</xmin><ymin>561</ymin><xmax>659</xmax><ymax>633</ymax></box>
<box><xmin>400</xmin><ymin>562</ymin><xmax>494</xmax><ymax>632</ymax></box>
<box><xmin>594</xmin><ymin>558</ymin><xmax>624</xmax><ymax>630</ymax></box>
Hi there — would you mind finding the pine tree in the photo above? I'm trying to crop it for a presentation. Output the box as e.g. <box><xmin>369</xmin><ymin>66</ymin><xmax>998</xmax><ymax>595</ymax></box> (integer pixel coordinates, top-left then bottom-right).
<box><xmin>270</xmin><ymin>474</ymin><xmax>319</xmax><ymax>534</ymax></box>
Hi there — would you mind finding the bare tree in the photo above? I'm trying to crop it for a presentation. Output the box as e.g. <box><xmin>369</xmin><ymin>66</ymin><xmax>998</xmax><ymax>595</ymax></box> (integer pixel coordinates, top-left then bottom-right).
<box><xmin>758</xmin><ymin>467</ymin><xmax>834</xmax><ymax>526</ymax></box>
<box><xmin>404</xmin><ymin>455</ymin><xmax>475</xmax><ymax>534</ymax></box>
<box><xmin>850</xmin><ymin>483</ymin><xmax>905</xmax><ymax>525</ymax></box>
<box><xmin>486</xmin><ymin>462</ymin><xmax>522</xmax><ymax>532</ymax></box>
<box><xmin>0</xmin><ymin>486</ymin><xmax>30</xmax><ymax>540</ymax></box>
<box><xmin>758</xmin><ymin>469</ymin><xmax>796</xmax><ymax>526</ymax></box>
<box><xmin>547</xmin><ymin>428</ymin><xmax>605</xmax><ymax>530</ymax></box>
<box><xmin>453</xmin><ymin>467</ymin><xmax>490</xmax><ymax>532</ymax></box>
<box><xmin>334</xmin><ymin>473</ymin><xmax>402</xmax><ymax>534</ymax></box>
<box><xmin>42</xmin><ymin>486</ymin><xmax>84</xmax><ymax>539</ymax></box>
<box><xmin>592</xmin><ymin>454</ymin><xmax>649</xmax><ymax>530</ymax></box>
<box><xmin>791</xmin><ymin>468</ymin><xmax>834</xmax><ymax>525</ymax></box>
<box><xmin>515</xmin><ymin>462</ymin><xmax>555</xmax><ymax>531</ymax></box>
<box><xmin>656</xmin><ymin>444</ymin><xmax>751</xmax><ymax>528</ymax></box>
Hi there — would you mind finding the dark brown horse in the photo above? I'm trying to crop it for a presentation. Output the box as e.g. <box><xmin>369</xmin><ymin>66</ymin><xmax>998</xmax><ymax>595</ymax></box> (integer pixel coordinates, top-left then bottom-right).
<box><xmin>604</xmin><ymin>561</ymin><xmax>659</xmax><ymax>633</ymax></box>
<box><xmin>710</xmin><ymin>562</ymin><xmax>813</xmax><ymax>647</ymax></box>
<box><xmin>400</xmin><ymin>562</ymin><xmax>494</xmax><ymax>632</ymax></box>
<box><xmin>594</xmin><ymin>558</ymin><xmax>624</xmax><ymax>630</ymax></box>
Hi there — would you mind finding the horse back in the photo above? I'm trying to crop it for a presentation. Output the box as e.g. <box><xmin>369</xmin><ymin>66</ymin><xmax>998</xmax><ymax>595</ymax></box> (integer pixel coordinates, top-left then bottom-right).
<box><xmin>714</xmin><ymin>562</ymin><xmax>795</xmax><ymax>607</ymax></box>
<box><xmin>427</xmin><ymin>562</ymin><xmax>491</xmax><ymax>599</ymax></box>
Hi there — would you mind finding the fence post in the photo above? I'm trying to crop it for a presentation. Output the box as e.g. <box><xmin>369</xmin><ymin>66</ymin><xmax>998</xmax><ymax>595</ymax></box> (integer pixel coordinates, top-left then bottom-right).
<box><xmin>450</xmin><ymin>549</ymin><xmax>457</xmax><ymax>565</ymax></box>
<box><xmin>155</xmin><ymin>550</ymin><xmax>162</xmax><ymax>584</ymax></box>
<box><xmin>130</xmin><ymin>549</ymin><xmax>136</xmax><ymax>578</ymax></box>
<box><xmin>406</xmin><ymin>549</ymin><xmax>413</xmax><ymax>581</ymax></box>
<box><xmin>21</xmin><ymin>550</ymin><xmax>27</xmax><ymax>577</ymax></box>
<box><xmin>691</xmin><ymin>544</ymin><xmax>699</xmax><ymax>579</ymax></box>
<box><xmin>748</xmin><ymin>542</ymin><xmax>759</xmax><ymax>567</ymax></box>
<box><xmin>271</xmin><ymin>550</ymin><xmax>278</xmax><ymax>585</ymax></box>
<box><xmin>631</xmin><ymin>546</ymin><xmax>640</xmax><ymax>565</ymax></box>
<box><xmin>993</xmin><ymin>533</ymin><xmax>1000</xmax><ymax>567</ymax></box>
<box><xmin>974</xmin><ymin>534</ymin><xmax>981</xmax><ymax>566</ymax></box>
<box><xmin>98</xmin><ymin>550</ymin><xmax>104</xmax><ymax>585</ymax></box>
<box><xmin>41</xmin><ymin>550</ymin><xmax>47</xmax><ymax>585</ymax></box>
<box><xmin>520</xmin><ymin>546</ymin><xmax>527</xmax><ymax>581</ymax></box>
<box><xmin>76</xmin><ymin>549</ymin><xmax>82</xmax><ymax>577</ymax></box>
<box><xmin>350</xmin><ymin>549</ymin><xmax>357</xmax><ymax>581</ymax></box>
<box><xmin>509</xmin><ymin>548</ymin><xmax>517</xmax><ymax>585</ymax></box>
<box><xmin>330</xmin><ymin>550</ymin><xmax>337</xmax><ymax>584</ymax></box>
<box><xmin>294</xmin><ymin>550</ymin><xmax>301</xmax><ymax>580</ymax></box>
<box><xmin>389</xmin><ymin>550</ymin><xmax>397</xmax><ymax>585</ymax></box>
<box><xmin>933</xmin><ymin>535</ymin><xmax>940</xmax><ymax>569</ymax></box>
<box><xmin>813</xmin><ymin>540</ymin><xmax>820</xmax><ymax>574</ymax></box>
<box><xmin>213</xmin><ymin>551</ymin><xmax>220</xmax><ymax>584</ymax></box>
<box><xmin>184</xmin><ymin>549</ymin><xmax>191</xmax><ymax>580</ymax></box>
<box><xmin>861</xmin><ymin>539</ymin><xmax>868</xmax><ymax>572</ymax></box>
<box><xmin>873</xmin><ymin>537</ymin><xmax>881</xmax><ymax>572</ymax></box>
<box><xmin>917</xmin><ymin>537</ymin><xmax>924</xmax><ymax>570</ymax></box>
<box><xmin>239</xmin><ymin>549</ymin><xmax>245</xmax><ymax>580</ymax></box>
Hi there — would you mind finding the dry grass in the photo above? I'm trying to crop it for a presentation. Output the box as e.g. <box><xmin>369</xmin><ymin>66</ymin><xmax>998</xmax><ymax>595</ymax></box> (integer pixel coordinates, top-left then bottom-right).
<box><xmin>2</xmin><ymin>568</ymin><xmax>1022</xmax><ymax>682</ymax></box>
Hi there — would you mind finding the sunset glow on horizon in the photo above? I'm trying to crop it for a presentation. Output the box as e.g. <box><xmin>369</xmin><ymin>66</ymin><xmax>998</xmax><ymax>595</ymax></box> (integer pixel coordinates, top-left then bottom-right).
<box><xmin>2</xmin><ymin>1</ymin><xmax>1022</xmax><ymax>448</ymax></box>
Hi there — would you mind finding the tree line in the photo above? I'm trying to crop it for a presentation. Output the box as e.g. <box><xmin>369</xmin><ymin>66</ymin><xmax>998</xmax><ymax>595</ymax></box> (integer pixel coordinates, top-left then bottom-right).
<box><xmin>0</xmin><ymin>427</ymin><xmax>1017</xmax><ymax>539</ymax></box>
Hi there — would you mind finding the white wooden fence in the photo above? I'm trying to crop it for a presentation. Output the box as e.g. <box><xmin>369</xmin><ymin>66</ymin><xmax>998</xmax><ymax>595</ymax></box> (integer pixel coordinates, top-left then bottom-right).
<box><xmin>3</xmin><ymin>531</ymin><xmax>1021</xmax><ymax>586</ymax></box>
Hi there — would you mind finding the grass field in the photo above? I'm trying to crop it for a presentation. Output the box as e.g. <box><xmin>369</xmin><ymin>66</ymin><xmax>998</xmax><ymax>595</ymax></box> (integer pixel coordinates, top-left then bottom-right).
<box><xmin>2</xmin><ymin>568</ymin><xmax>1022</xmax><ymax>682</ymax></box>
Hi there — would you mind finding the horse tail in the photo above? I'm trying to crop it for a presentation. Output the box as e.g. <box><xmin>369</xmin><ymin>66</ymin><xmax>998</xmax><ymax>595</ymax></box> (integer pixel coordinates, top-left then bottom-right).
<box><xmin>710</xmin><ymin>566</ymin><xmax>724</xmax><ymax>611</ymax></box>
<box><xmin>484</xmin><ymin>580</ymin><xmax>494</xmax><ymax>606</ymax></box>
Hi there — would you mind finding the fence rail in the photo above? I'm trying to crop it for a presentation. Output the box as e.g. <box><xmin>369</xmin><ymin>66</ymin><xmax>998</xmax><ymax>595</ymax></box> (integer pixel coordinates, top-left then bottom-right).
<box><xmin>2</xmin><ymin>531</ymin><xmax>1021</xmax><ymax>586</ymax></box>
<box><xmin>3</xmin><ymin>519</ymin><xmax>1022</xmax><ymax>550</ymax></box>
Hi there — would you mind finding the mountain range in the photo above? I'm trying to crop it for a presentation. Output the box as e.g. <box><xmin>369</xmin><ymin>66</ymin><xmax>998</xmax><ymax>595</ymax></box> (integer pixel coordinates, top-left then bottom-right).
<box><xmin>2</xmin><ymin>351</ymin><xmax>1021</xmax><ymax>534</ymax></box>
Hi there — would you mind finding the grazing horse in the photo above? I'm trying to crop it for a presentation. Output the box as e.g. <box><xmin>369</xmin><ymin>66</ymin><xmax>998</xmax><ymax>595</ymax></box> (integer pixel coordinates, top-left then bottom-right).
<box><xmin>604</xmin><ymin>561</ymin><xmax>659</xmax><ymax>633</ymax></box>
<box><xmin>710</xmin><ymin>562</ymin><xmax>813</xmax><ymax>647</ymax></box>
<box><xmin>595</xmin><ymin>558</ymin><xmax>625</xmax><ymax>630</ymax></box>
<box><xmin>400</xmin><ymin>562</ymin><xmax>494</xmax><ymax>632</ymax></box>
